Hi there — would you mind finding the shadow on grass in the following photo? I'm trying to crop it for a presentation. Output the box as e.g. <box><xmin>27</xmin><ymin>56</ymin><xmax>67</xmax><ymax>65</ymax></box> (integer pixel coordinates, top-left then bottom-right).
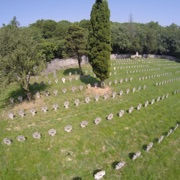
<box><xmin>112</xmin><ymin>161</ymin><xmax>119</xmax><ymax>169</ymax></box>
<box><xmin>80</xmin><ymin>75</ymin><xmax>100</xmax><ymax>86</ymax></box>
<box><xmin>142</xmin><ymin>144</ymin><xmax>147</xmax><ymax>151</ymax></box>
<box><xmin>63</xmin><ymin>67</ymin><xmax>100</xmax><ymax>86</ymax></box>
<box><xmin>63</xmin><ymin>68</ymin><xmax>81</xmax><ymax>76</ymax></box>
<box><xmin>93</xmin><ymin>169</ymin><xmax>103</xmax><ymax>176</ymax></box>
<box><xmin>128</xmin><ymin>152</ymin><xmax>135</xmax><ymax>160</ymax></box>
<box><xmin>175</xmin><ymin>59</ymin><xmax>180</xmax><ymax>63</ymax></box>
<box><xmin>72</xmin><ymin>177</ymin><xmax>82</xmax><ymax>180</ymax></box>
<box><xmin>1</xmin><ymin>82</ymin><xmax>49</xmax><ymax>109</ymax></box>
<box><xmin>153</xmin><ymin>138</ymin><xmax>159</xmax><ymax>143</ymax></box>
<box><xmin>163</xmin><ymin>131</ymin><xmax>168</xmax><ymax>136</ymax></box>
<box><xmin>30</xmin><ymin>81</ymin><xmax>49</xmax><ymax>93</ymax></box>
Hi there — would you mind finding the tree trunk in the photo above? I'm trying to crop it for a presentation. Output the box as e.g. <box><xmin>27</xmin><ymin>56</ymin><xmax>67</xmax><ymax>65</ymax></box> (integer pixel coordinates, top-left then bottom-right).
<box><xmin>26</xmin><ymin>91</ymin><xmax>33</xmax><ymax>101</ymax></box>
<box><xmin>23</xmin><ymin>79</ymin><xmax>32</xmax><ymax>101</ymax></box>
<box><xmin>78</xmin><ymin>57</ymin><xmax>84</xmax><ymax>75</ymax></box>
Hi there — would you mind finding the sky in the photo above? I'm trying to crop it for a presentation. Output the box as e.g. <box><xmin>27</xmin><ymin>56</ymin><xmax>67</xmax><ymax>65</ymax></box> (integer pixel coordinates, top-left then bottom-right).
<box><xmin>0</xmin><ymin>0</ymin><xmax>180</xmax><ymax>27</ymax></box>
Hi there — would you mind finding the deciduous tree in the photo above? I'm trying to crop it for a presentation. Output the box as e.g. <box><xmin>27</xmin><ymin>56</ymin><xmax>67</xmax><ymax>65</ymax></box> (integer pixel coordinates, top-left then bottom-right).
<box><xmin>65</xmin><ymin>24</ymin><xmax>87</xmax><ymax>74</ymax></box>
<box><xmin>0</xmin><ymin>17</ymin><xmax>45</xmax><ymax>100</ymax></box>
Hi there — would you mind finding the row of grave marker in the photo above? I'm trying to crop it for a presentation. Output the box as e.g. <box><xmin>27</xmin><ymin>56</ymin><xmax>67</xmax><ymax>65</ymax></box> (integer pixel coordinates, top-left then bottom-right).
<box><xmin>8</xmin><ymin>84</ymin><xmax>147</xmax><ymax>119</ymax></box>
<box><xmin>3</xmin><ymin>121</ymin><xmax>178</xmax><ymax>180</ymax></box>
<box><xmin>126</xmin><ymin>68</ymin><xmax>161</xmax><ymax>74</ymax></box>
<box><xmin>93</xmin><ymin>122</ymin><xmax>179</xmax><ymax>180</ymax></box>
<box><xmin>6</xmin><ymin>93</ymin><xmax>170</xmax><ymax>143</ymax></box>
<box><xmin>138</xmin><ymin>72</ymin><xmax>172</xmax><ymax>81</ymax></box>
<box><xmin>154</xmin><ymin>77</ymin><xmax>180</xmax><ymax>86</ymax></box>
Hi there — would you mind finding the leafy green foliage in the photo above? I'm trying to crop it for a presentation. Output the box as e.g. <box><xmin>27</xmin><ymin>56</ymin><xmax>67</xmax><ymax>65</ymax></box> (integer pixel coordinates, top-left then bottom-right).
<box><xmin>111</xmin><ymin>21</ymin><xmax>180</xmax><ymax>56</ymax></box>
<box><xmin>111</xmin><ymin>22</ymin><xmax>131</xmax><ymax>53</ymax></box>
<box><xmin>0</xmin><ymin>17</ymin><xmax>45</xmax><ymax>99</ymax></box>
<box><xmin>65</xmin><ymin>24</ymin><xmax>88</xmax><ymax>74</ymax></box>
<box><xmin>30</xmin><ymin>19</ymin><xmax>57</xmax><ymax>39</ymax></box>
<box><xmin>88</xmin><ymin>0</ymin><xmax>111</xmax><ymax>83</ymax></box>
<box><xmin>54</xmin><ymin>20</ymin><xmax>72</xmax><ymax>40</ymax></box>
<box><xmin>38</xmin><ymin>40</ymin><xmax>57</xmax><ymax>62</ymax></box>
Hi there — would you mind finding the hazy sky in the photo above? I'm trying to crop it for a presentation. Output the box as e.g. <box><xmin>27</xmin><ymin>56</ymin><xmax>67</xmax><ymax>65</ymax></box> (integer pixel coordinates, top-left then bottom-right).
<box><xmin>0</xmin><ymin>0</ymin><xmax>179</xmax><ymax>27</ymax></box>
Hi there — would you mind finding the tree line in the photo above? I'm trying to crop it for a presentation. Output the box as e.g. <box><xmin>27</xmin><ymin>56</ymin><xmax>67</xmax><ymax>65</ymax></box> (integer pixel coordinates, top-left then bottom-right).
<box><xmin>1</xmin><ymin>15</ymin><xmax>179</xmax><ymax>65</ymax></box>
<box><xmin>28</xmin><ymin>18</ymin><xmax>180</xmax><ymax>60</ymax></box>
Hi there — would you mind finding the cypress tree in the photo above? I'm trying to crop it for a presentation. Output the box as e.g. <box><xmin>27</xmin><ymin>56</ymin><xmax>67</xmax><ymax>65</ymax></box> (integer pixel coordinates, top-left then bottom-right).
<box><xmin>88</xmin><ymin>0</ymin><xmax>111</xmax><ymax>87</ymax></box>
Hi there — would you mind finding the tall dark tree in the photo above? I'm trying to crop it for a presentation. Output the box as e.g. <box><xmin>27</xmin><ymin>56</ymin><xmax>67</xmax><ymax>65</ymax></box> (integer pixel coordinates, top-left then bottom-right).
<box><xmin>65</xmin><ymin>24</ymin><xmax>87</xmax><ymax>74</ymax></box>
<box><xmin>88</xmin><ymin>0</ymin><xmax>111</xmax><ymax>87</ymax></box>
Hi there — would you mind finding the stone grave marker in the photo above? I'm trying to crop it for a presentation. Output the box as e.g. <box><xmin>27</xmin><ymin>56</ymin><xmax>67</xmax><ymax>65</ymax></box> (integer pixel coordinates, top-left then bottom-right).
<box><xmin>32</xmin><ymin>132</ymin><xmax>41</xmax><ymax>139</ymax></box>
<box><xmin>85</xmin><ymin>97</ymin><xmax>90</xmax><ymax>104</ymax></box>
<box><xmin>79</xmin><ymin>85</ymin><xmax>83</xmax><ymax>91</ymax></box>
<box><xmin>146</xmin><ymin>142</ymin><xmax>153</xmax><ymax>152</ymax></box>
<box><xmin>128</xmin><ymin>106</ymin><xmax>134</xmax><ymax>113</ymax></box>
<box><xmin>74</xmin><ymin>99</ymin><xmax>80</xmax><ymax>106</ymax></box>
<box><xmin>167</xmin><ymin>129</ymin><xmax>173</xmax><ymax>137</ymax></box>
<box><xmin>9</xmin><ymin>97</ymin><xmax>14</xmax><ymax>104</ymax></box>
<box><xmin>106</xmin><ymin>113</ymin><xmax>113</xmax><ymax>120</ymax></box>
<box><xmin>18</xmin><ymin>110</ymin><xmax>25</xmax><ymax>117</ymax></box>
<box><xmin>119</xmin><ymin>90</ymin><xmax>123</xmax><ymax>96</ymax></box>
<box><xmin>144</xmin><ymin>101</ymin><xmax>149</xmax><ymax>107</ymax></box>
<box><xmin>62</xmin><ymin>78</ymin><xmax>66</xmax><ymax>83</ymax></box>
<box><xmin>18</xmin><ymin>96</ymin><xmax>23</xmax><ymax>102</ymax></box>
<box><xmin>112</xmin><ymin>92</ymin><xmax>116</xmax><ymax>98</ymax></box>
<box><xmin>137</xmin><ymin>103</ymin><xmax>142</xmax><ymax>110</ymax></box>
<box><xmin>95</xmin><ymin>95</ymin><xmax>99</xmax><ymax>102</ymax></box>
<box><xmin>118</xmin><ymin>110</ymin><xmax>125</xmax><ymax>117</ymax></box>
<box><xmin>94</xmin><ymin>117</ymin><xmax>101</xmax><ymax>125</ymax></box>
<box><xmin>158</xmin><ymin>135</ymin><xmax>164</xmax><ymax>143</ymax></box>
<box><xmin>30</xmin><ymin>108</ymin><xmax>37</xmax><ymax>116</ymax></box>
<box><xmin>80</xmin><ymin>121</ymin><xmax>88</xmax><ymax>128</ymax></box>
<box><xmin>48</xmin><ymin>129</ymin><xmax>56</xmax><ymax>136</ymax></box>
<box><xmin>94</xmin><ymin>170</ymin><xmax>105</xmax><ymax>180</ymax></box>
<box><xmin>62</xmin><ymin>88</ymin><xmax>67</xmax><ymax>94</ymax></box>
<box><xmin>115</xmin><ymin>161</ymin><xmax>126</xmax><ymax>170</ymax></box>
<box><xmin>35</xmin><ymin>92</ymin><xmax>41</xmax><ymax>99</ymax></box>
<box><xmin>174</xmin><ymin>124</ymin><xmax>179</xmax><ymax>131</ymax></box>
<box><xmin>8</xmin><ymin>112</ymin><xmax>15</xmax><ymax>119</ymax></box>
<box><xmin>132</xmin><ymin>151</ymin><xmax>141</xmax><ymax>160</ymax></box>
<box><xmin>52</xmin><ymin>104</ymin><xmax>59</xmax><ymax>111</ymax></box>
<box><xmin>64</xmin><ymin>101</ymin><xmax>69</xmax><ymax>109</ymax></box>
<box><xmin>17</xmin><ymin>135</ymin><xmax>26</xmax><ymax>142</ymax></box>
<box><xmin>42</xmin><ymin>106</ymin><xmax>48</xmax><ymax>113</ymax></box>
<box><xmin>3</xmin><ymin>138</ymin><xmax>12</xmax><ymax>145</ymax></box>
<box><xmin>64</xmin><ymin>125</ymin><xmax>72</xmax><ymax>132</ymax></box>
<box><xmin>53</xmin><ymin>90</ymin><xmax>58</xmax><ymax>96</ymax></box>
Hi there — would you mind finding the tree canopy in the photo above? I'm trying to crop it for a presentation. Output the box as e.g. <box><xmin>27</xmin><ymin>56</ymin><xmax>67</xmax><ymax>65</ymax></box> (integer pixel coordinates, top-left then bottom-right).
<box><xmin>27</xmin><ymin>18</ymin><xmax>180</xmax><ymax>60</ymax></box>
<box><xmin>0</xmin><ymin>17</ymin><xmax>45</xmax><ymax>100</ymax></box>
<box><xmin>65</xmin><ymin>24</ymin><xmax>88</xmax><ymax>74</ymax></box>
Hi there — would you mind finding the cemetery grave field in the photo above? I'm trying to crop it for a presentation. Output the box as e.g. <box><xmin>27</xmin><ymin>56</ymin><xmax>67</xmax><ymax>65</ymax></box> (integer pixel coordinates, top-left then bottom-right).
<box><xmin>0</xmin><ymin>58</ymin><xmax>180</xmax><ymax>180</ymax></box>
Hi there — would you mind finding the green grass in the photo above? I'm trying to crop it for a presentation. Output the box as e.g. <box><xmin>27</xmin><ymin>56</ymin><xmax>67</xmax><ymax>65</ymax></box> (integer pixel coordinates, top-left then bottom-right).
<box><xmin>0</xmin><ymin>58</ymin><xmax>180</xmax><ymax>180</ymax></box>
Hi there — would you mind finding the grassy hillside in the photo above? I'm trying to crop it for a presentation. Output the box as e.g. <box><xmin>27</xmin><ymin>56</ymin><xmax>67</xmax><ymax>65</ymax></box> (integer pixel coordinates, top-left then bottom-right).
<box><xmin>0</xmin><ymin>58</ymin><xmax>180</xmax><ymax>180</ymax></box>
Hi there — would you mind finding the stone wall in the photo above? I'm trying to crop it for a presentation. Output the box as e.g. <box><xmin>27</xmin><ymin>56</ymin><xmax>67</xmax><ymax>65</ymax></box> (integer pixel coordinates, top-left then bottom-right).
<box><xmin>110</xmin><ymin>54</ymin><xmax>130</xmax><ymax>59</ymax></box>
<box><xmin>43</xmin><ymin>56</ymin><xmax>88</xmax><ymax>74</ymax></box>
<box><xmin>111</xmin><ymin>54</ymin><xmax>178</xmax><ymax>61</ymax></box>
